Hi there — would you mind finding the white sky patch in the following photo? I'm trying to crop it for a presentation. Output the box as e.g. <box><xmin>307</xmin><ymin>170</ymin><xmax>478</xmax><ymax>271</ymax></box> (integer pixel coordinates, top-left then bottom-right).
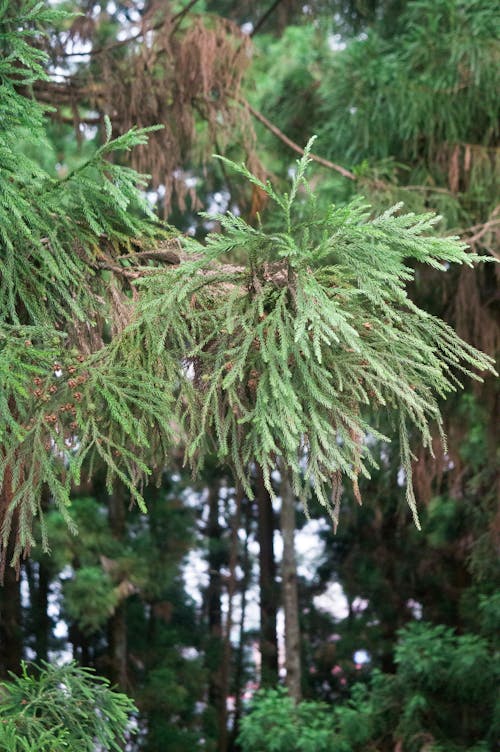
<box><xmin>352</xmin><ymin>596</ymin><xmax>368</xmax><ymax>613</ymax></box>
<box><xmin>313</xmin><ymin>581</ymin><xmax>349</xmax><ymax>620</ymax></box>
<box><xmin>328</xmin><ymin>33</ymin><xmax>346</xmax><ymax>51</ymax></box>
<box><xmin>182</xmin><ymin>548</ymin><xmax>209</xmax><ymax>607</ymax></box>
<box><xmin>354</xmin><ymin>649</ymin><xmax>370</xmax><ymax>665</ymax></box>
<box><xmin>277</xmin><ymin>608</ymin><xmax>285</xmax><ymax>677</ymax></box>
<box><xmin>295</xmin><ymin>518</ymin><xmax>329</xmax><ymax>579</ymax></box>
<box><xmin>49</xmin><ymin>574</ymin><xmax>67</xmax><ymax>633</ymax></box>
<box><xmin>407</xmin><ymin>599</ymin><xmax>423</xmax><ymax>619</ymax></box>
<box><xmin>397</xmin><ymin>467</ymin><xmax>406</xmax><ymax>487</ymax></box>
<box><xmin>207</xmin><ymin>190</ymin><xmax>230</xmax><ymax>215</ymax></box>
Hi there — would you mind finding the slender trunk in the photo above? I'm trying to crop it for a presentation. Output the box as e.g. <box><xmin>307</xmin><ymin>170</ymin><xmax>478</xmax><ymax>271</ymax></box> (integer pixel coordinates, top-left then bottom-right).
<box><xmin>280</xmin><ymin>468</ymin><xmax>301</xmax><ymax>702</ymax></box>
<box><xmin>206</xmin><ymin>480</ymin><xmax>225</xmax><ymax>746</ymax></box>
<box><xmin>37</xmin><ymin>561</ymin><xmax>50</xmax><ymax>663</ymax></box>
<box><xmin>230</xmin><ymin>498</ymin><xmax>251</xmax><ymax>750</ymax></box>
<box><xmin>255</xmin><ymin>466</ymin><xmax>278</xmax><ymax>687</ymax></box>
<box><xmin>107</xmin><ymin>483</ymin><xmax>128</xmax><ymax>689</ymax></box>
<box><xmin>69</xmin><ymin>622</ymin><xmax>90</xmax><ymax>664</ymax></box>
<box><xmin>0</xmin><ymin>467</ymin><xmax>22</xmax><ymax>677</ymax></box>
<box><xmin>220</xmin><ymin>485</ymin><xmax>242</xmax><ymax>752</ymax></box>
<box><xmin>25</xmin><ymin>558</ymin><xmax>50</xmax><ymax>663</ymax></box>
<box><xmin>108</xmin><ymin>602</ymin><xmax>128</xmax><ymax>687</ymax></box>
<box><xmin>0</xmin><ymin>562</ymin><xmax>22</xmax><ymax>677</ymax></box>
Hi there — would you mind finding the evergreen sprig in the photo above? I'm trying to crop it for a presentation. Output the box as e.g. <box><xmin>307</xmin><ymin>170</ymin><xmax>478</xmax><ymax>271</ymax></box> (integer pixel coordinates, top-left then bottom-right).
<box><xmin>0</xmin><ymin>1</ymin><xmax>171</xmax><ymax>565</ymax></box>
<box><xmin>136</xmin><ymin>140</ymin><xmax>495</xmax><ymax>526</ymax></box>
<box><xmin>0</xmin><ymin>661</ymin><xmax>136</xmax><ymax>751</ymax></box>
<box><xmin>1</xmin><ymin>1</ymin><xmax>496</xmax><ymax>563</ymax></box>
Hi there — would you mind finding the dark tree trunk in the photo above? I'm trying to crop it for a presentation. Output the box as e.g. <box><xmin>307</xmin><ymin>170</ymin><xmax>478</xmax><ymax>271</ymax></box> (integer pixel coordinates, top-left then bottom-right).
<box><xmin>0</xmin><ymin>468</ymin><xmax>23</xmax><ymax>677</ymax></box>
<box><xmin>206</xmin><ymin>480</ymin><xmax>225</xmax><ymax>748</ymax></box>
<box><xmin>230</xmin><ymin>497</ymin><xmax>251</xmax><ymax>750</ymax></box>
<box><xmin>255</xmin><ymin>465</ymin><xmax>278</xmax><ymax>687</ymax></box>
<box><xmin>108</xmin><ymin>602</ymin><xmax>128</xmax><ymax>687</ymax></box>
<box><xmin>69</xmin><ymin>623</ymin><xmax>90</xmax><ymax>665</ymax></box>
<box><xmin>107</xmin><ymin>483</ymin><xmax>128</xmax><ymax>689</ymax></box>
<box><xmin>25</xmin><ymin>558</ymin><xmax>51</xmax><ymax>663</ymax></box>
<box><xmin>220</xmin><ymin>485</ymin><xmax>242</xmax><ymax>752</ymax></box>
<box><xmin>0</xmin><ymin>560</ymin><xmax>22</xmax><ymax>677</ymax></box>
<box><xmin>35</xmin><ymin>560</ymin><xmax>50</xmax><ymax>663</ymax></box>
<box><xmin>280</xmin><ymin>468</ymin><xmax>302</xmax><ymax>702</ymax></box>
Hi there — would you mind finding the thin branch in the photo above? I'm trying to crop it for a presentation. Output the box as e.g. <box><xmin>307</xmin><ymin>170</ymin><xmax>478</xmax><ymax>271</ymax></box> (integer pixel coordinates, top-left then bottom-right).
<box><xmin>116</xmin><ymin>248</ymin><xmax>181</xmax><ymax>264</ymax></box>
<box><xmin>403</xmin><ymin>185</ymin><xmax>458</xmax><ymax>196</ymax></box>
<box><xmin>171</xmin><ymin>0</ymin><xmax>201</xmax><ymax>35</ymax></box>
<box><xmin>241</xmin><ymin>99</ymin><xmax>356</xmax><ymax>180</ymax></box>
<box><xmin>59</xmin><ymin>0</ymin><xmax>200</xmax><ymax>60</ymax></box>
<box><xmin>52</xmin><ymin>115</ymin><xmax>101</xmax><ymax>126</ymax></box>
<box><xmin>60</xmin><ymin>27</ymin><xmax>147</xmax><ymax>59</ymax></box>
<box><xmin>461</xmin><ymin>207</ymin><xmax>500</xmax><ymax>260</ymax></box>
<box><xmin>250</xmin><ymin>0</ymin><xmax>287</xmax><ymax>37</ymax></box>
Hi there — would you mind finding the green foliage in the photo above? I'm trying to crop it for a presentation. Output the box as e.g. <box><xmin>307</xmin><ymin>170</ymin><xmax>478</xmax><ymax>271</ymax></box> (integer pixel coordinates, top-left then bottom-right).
<box><xmin>317</xmin><ymin>0</ymin><xmax>500</xmax><ymax>229</ymax></box>
<box><xmin>248</xmin><ymin>25</ymin><xmax>325</xmax><ymax>166</ymax></box>
<box><xmin>239</xmin><ymin>614</ymin><xmax>499</xmax><ymax>752</ymax></box>
<box><xmin>135</xmin><ymin>142</ymin><xmax>495</xmax><ymax>525</ymax></box>
<box><xmin>385</xmin><ymin>620</ymin><xmax>499</xmax><ymax>750</ymax></box>
<box><xmin>0</xmin><ymin>1</ymin><xmax>173</xmax><ymax>563</ymax></box>
<box><xmin>237</xmin><ymin>686</ymin><xmax>336</xmax><ymax>752</ymax></box>
<box><xmin>24</xmin><ymin>483</ymin><xmax>208</xmax><ymax>750</ymax></box>
<box><xmin>64</xmin><ymin>566</ymin><xmax>120</xmax><ymax>634</ymax></box>
<box><xmin>0</xmin><ymin>661</ymin><xmax>136</xmax><ymax>751</ymax></box>
<box><xmin>1</xmin><ymin>0</ymin><xmax>496</xmax><ymax>563</ymax></box>
<box><xmin>319</xmin><ymin>0</ymin><xmax>499</xmax><ymax>161</ymax></box>
<box><xmin>249</xmin><ymin>0</ymin><xmax>499</xmax><ymax>235</ymax></box>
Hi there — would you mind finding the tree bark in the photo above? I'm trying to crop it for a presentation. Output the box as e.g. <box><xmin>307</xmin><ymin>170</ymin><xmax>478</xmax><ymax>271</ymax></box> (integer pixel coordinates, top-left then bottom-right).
<box><xmin>280</xmin><ymin>468</ymin><xmax>302</xmax><ymax>702</ymax></box>
<box><xmin>230</xmin><ymin>497</ymin><xmax>251</xmax><ymax>750</ymax></box>
<box><xmin>255</xmin><ymin>465</ymin><xmax>278</xmax><ymax>686</ymax></box>
<box><xmin>220</xmin><ymin>484</ymin><xmax>242</xmax><ymax>752</ymax></box>
<box><xmin>0</xmin><ymin>561</ymin><xmax>22</xmax><ymax>677</ymax></box>
<box><xmin>25</xmin><ymin>558</ymin><xmax>50</xmax><ymax>664</ymax></box>
<box><xmin>0</xmin><ymin>467</ymin><xmax>23</xmax><ymax>677</ymax></box>
<box><xmin>108</xmin><ymin>602</ymin><xmax>128</xmax><ymax>688</ymax></box>
<box><xmin>107</xmin><ymin>483</ymin><xmax>128</xmax><ymax>689</ymax></box>
<box><xmin>206</xmin><ymin>479</ymin><xmax>225</xmax><ymax>748</ymax></box>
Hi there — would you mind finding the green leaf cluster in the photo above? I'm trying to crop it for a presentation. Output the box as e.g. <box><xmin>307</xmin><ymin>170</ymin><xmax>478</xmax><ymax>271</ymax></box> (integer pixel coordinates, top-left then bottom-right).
<box><xmin>1</xmin><ymin>1</ymin><xmax>496</xmax><ymax>561</ymax></box>
<box><xmin>135</xmin><ymin>141</ymin><xmax>495</xmax><ymax>525</ymax></box>
<box><xmin>0</xmin><ymin>1</ymin><xmax>172</xmax><ymax>562</ymax></box>
<box><xmin>238</xmin><ymin>610</ymin><xmax>499</xmax><ymax>751</ymax></box>
<box><xmin>319</xmin><ymin>0</ymin><xmax>499</xmax><ymax>160</ymax></box>
<box><xmin>0</xmin><ymin>661</ymin><xmax>136</xmax><ymax>751</ymax></box>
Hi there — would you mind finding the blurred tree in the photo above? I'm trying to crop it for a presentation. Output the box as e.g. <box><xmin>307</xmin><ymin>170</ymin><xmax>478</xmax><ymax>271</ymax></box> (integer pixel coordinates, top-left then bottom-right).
<box><xmin>238</xmin><ymin>605</ymin><xmax>500</xmax><ymax>751</ymax></box>
<box><xmin>1</xmin><ymin>3</ymin><xmax>498</xmax><ymax>752</ymax></box>
<box><xmin>0</xmin><ymin>661</ymin><xmax>136</xmax><ymax>751</ymax></box>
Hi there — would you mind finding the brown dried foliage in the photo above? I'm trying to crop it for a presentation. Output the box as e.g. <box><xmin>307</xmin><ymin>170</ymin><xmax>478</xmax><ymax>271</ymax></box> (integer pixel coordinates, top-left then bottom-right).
<box><xmin>40</xmin><ymin>7</ymin><xmax>256</xmax><ymax>213</ymax></box>
<box><xmin>435</xmin><ymin>141</ymin><xmax>500</xmax><ymax>196</ymax></box>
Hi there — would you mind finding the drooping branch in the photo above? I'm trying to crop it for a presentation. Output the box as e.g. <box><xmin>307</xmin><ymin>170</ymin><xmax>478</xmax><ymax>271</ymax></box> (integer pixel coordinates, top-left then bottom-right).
<box><xmin>250</xmin><ymin>0</ymin><xmax>288</xmax><ymax>37</ymax></box>
<box><xmin>461</xmin><ymin>206</ymin><xmax>500</xmax><ymax>260</ymax></box>
<box><xmin>60</xmin><ymin>1</ymin><xmax>200</xmax><ymax>60</ymax></box>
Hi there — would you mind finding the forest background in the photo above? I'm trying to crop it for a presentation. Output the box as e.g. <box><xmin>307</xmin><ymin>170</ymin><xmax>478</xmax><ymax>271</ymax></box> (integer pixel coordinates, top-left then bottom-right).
<box><xmin>0</xmin><ymin>0</ymin><xmax>498</xmax><ymax>750</ymax></box>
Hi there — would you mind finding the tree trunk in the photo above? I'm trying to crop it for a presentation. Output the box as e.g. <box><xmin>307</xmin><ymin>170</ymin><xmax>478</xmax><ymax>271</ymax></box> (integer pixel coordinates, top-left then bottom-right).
<box><xmin>280</xmin><ymin>468</ymin><xmax>302</xmax><ymax>702</ymax></box>
<box><xmin>0</xmin><ymin>561</ymin><xmax>22</xmax><ymax>677</ymax></box>
<box><xmin>230</xmin><ymin>497</ymin><xmax>251</xmax><ymax>750</ymax></box>
<box><xmin>255</xmin><ymin>465</ymin><xmax>278</xmax><ymax>686</ymax></box>
<box><xmin>25</xmin><ymin>558</ymin><xmax>50</xmax><ymax>664</ymax></box>
<box><xmin>220</xmin><ymin>484</ymin><xmax>242</xmax><ymax>752</ymax></box>
<box><xmin>0</xmin><ymin>467</ymin><xmax>23</xmax><ymax>677</ymax></box>
<box><xmin>107</xmin><ymin>483</ymin><xmax>128</xmax><ymax>689</ymax></box>
<box><xmin>206</xmin><ymin>479</ymin><xmax>225</xmax><ymax>748</ymax></box>
<box><xmin>108</xmin><ymin>602</ymin><xmax>128</xmax><ymax>688</ymax></box>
